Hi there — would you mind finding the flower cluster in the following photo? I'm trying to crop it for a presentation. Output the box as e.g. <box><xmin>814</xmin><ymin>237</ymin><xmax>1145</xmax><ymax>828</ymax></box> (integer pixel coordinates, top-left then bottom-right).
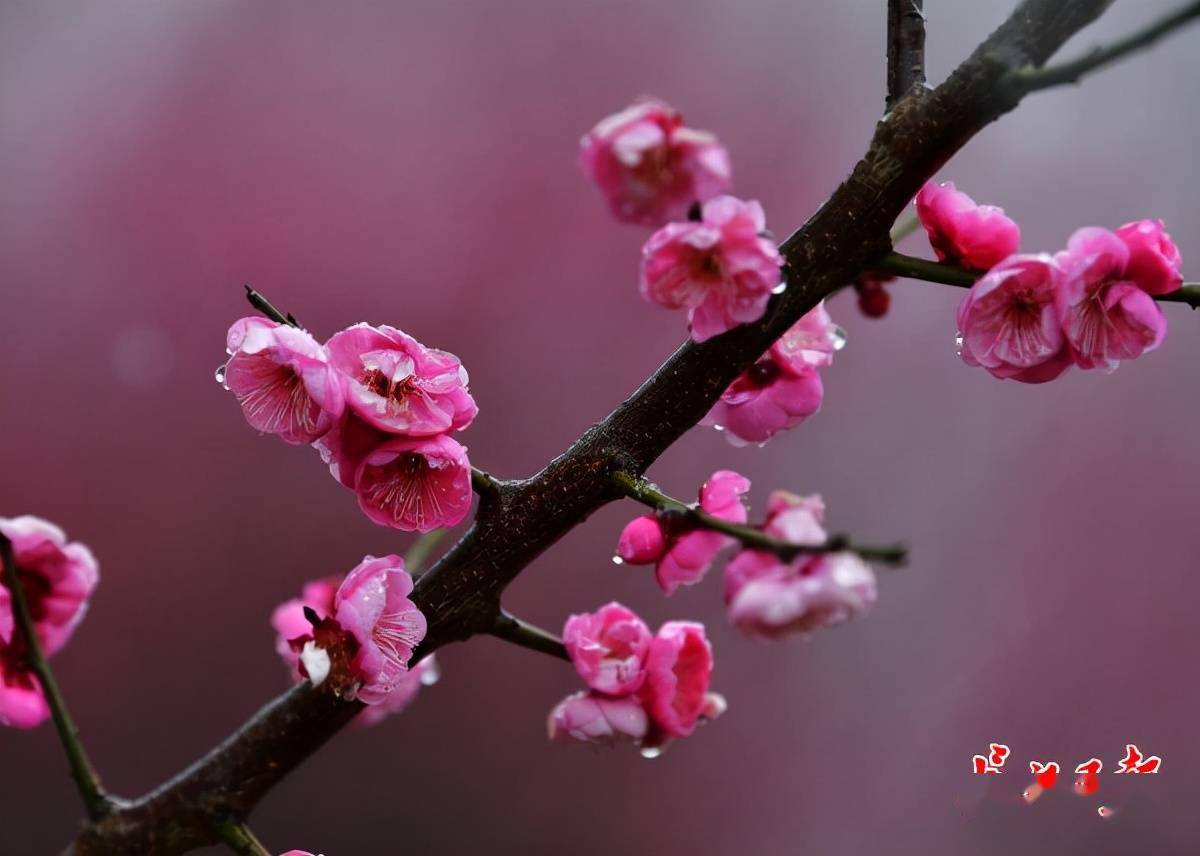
<box><xmin>0</xmin><ymin>516</ymin><xmax>98</xmax><ymax>729</ymax></box>
<box><xmin>272</xmin><ymin>555</ymin><xmax>429</xmax><ymax>712</ymax></box>
<box><xmin>549</xmin><ymin>602</ymin><xmax>725</xmax><ymax>753</ymax></box>
<box><xmin>616</xmin><ymin>473</ymin><xmax>878</xmax><ymax>642</ymax></box>
<box><xmin>221</xmin><ymin>318</ymin><xmax>476</xmax><ymax>531</ymax></box>
<box><xmin>915</xmin><ymin>181</ymin><xmax>1183</xmax><ymax>382</ymax></box>
<box><xmin>271</xmin><ymin>566</ymin><xmax>437</xmax><ymax>725</ymax></box>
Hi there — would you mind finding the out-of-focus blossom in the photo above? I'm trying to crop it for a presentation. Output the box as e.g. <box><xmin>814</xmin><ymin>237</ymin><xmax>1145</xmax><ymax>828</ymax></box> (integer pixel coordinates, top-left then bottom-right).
<box><xmin>916</xmin><ymin>181</ymin><xmax>1020</xmax><ymax>272</ymax></box>
<box><xmin>0</xmin><ymin>516</ymin><xmax>99</xmax><ymax>729</ymax></box>
<box><xmin>640</xmin><ymin>621</ymin><xmax>714</xmax><ymax>738</ymax></box>
<box><xmin>334</xmin><ymin>555</ymin><xmax>426</xmax><ymax>705</ymax></box>
<box><xmin>1056</xmin><ymin>227</ymin><xmax>1167</xmax><ymax>370</ymax></box>
<box><xmin>355</xmin><ymin>434</ymin><xmax>473</xmax><ymax>532</ymax></box>
<box><xmin>702</xmin><ymin>303</ymin><xmax>840</xmax><ymax>444</ymax></box>
<box><xmin>547</xmin><ymin>691</ymin><xmax>650</xmax><ymax>746</ymax></box>
<box><xmin>580</xmin><ymin>98</ymin><xmax>731</xmax><ymax>226</ymax></box>
<box><xmin>356</xmin><ymin>655</ymin><xmax>440</xmax><ymax>728</ymax></box>
<box><xmin>956</xmin><ymin>254</ymin><xmax>1072</xmax><ymax>383</ymax></box>
<box><xmin>326</xmin><ymin>323</ymin><xmax>477</xmax><ymax>437</ymax></box>
<box><xmin>222</xmin><ymin>318</ymin><xmax>344</xmax><ymax>444</ymax></box>
<box><xmin>563</xmin><ymin>602</ymin><xmax>652</xmax><ymax>695</ymax></box>
<box><xmin>1115</xmin><ymin>219</ymin><xmax>1183</xmax><ymax>296</ymax></box>
<box><xmin>854</xmin><ymin>272</ymin><xmax>894</xmax><ymax>318</ymax></box>
<box><xmin>641</xmin><ymin>196</ymin><xmax>782</xmax><ymax>342</ymax></box>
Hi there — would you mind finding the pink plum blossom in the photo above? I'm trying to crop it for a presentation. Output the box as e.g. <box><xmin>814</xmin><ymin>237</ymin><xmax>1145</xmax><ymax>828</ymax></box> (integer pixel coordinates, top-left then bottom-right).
<box><xmin>356</xmin><ymin>655</ymin><xmax>440</xmax><ymax>727</ymax></box>
<box><xmin>616</xmin><ymin>515</ymin><xmax>666</xmax><ymax>565</ymax></box>
<box><xmin>1115</xmin><ymin>219</ymin><xmax>1183</xmax><ymax>295</ymax></box>
<box><xmin>915</xmin><ymin>181</ymin><xmax>1020</xmax><ymax>271</ymax></box>
<box><xmin>640</xmin><ymin>621</ymin><xmax>714</xmax><ymax>738</ymax></box>
<box><xmin>271</xmin><ymin>575</ymin><xmax>341</xmax><ymax>673</ymax></box>
<box><xmin>640</xmin><ymin>195</ymin><xmax>783</xmax><ymax>342</ymax></box>
<box><xmin>354</xmin><ymin>434</ymin><xmax>473</xmax><ymax>532</ymax></box>
<box><xmin>0</xmin><ymin>516</ymin><xmax>99</xmax><ymax>729</ymax></box>
<box><xmin>1055</xmin><ymin>227</ymin><xmax>1167</xmax><ymax>370</ymax></box>
<box><xmin>547</xmin><ymin>691</ymin><xmax>650</xmax><ymax>746</ymax></box>
<box><xmin>313</xmin><ymin>412</ymin><xmax>388</xmax><ymax>490</ymax></box>
<box><xmin>563</xmin><ymin>602</ymin><xmax>652</xmax><ymax>695</ymax></box>
<box><xmin>222</xmin><ymin>318</ymin><xmax>344</xmax><ymax>444</ymax></box>
<box><xmin>333</xmin><ymin>555</ymin><xmax>426</xmax><ymax>705</ymax></box>
<box><xmin>580</xmin><ymin>98</ymin><xmax>731</xmax><ymax>226</ymax></box>
<box><xmin>616</xmin><ymin>470</ymin><xmax>750</xmax><ymax>595</ymax></box>
<box><xmin>722</xmin><ymin>494</ymin><xmax>877</xmax><ymax>641</ymax></box>
<box><xmin>702</xmin><ymin>303</ymin><xmax>840</xmax><ymax>445</ymax></box>
<box><xmin>956</xmin><ymin>254</ymin><xmax>1072</xmax><ymax>383</ymax></box>
<box><xmin>326</xmin><ymin>323</ymin><xmax>477</xmax><ymax>437</ymax></box>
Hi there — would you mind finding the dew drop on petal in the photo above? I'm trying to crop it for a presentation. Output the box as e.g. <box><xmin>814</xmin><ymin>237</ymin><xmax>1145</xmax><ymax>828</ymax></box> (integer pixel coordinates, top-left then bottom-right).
<box><xmin>829</xmin><ymin>325</ymin><xmax>848</xmax><ymax>351</ymax></box>
<box><xmin>611</xmin><ymin>555</ymin><xmax>624</xmax><ymax>565</ymax></box>
<box><xmin>1098</xmin><ymin>806</ymin><xmax>1114</xmax><ymax>819</ymax></box>
<box><xmin>214</xmin><ymin>364</ymin><xmax>228</xmax><ymax>387</ymax></box>
<box><xmin>771</xmin><ymin>281</ymin><xmax>787</xmax><ymax>295</ymax></box>
<box><xmin>712</xmin><ymin>424</ymin><xmax>725</xmax><ymax>432</ymax></box>
<box><xmin>955</xmin><ymin>332</ymin><xmax>965</xmax><ymax>356</ymax></box>
<box><xmin>640</xmin><ymin>745</ymin><xmax>663</xmax><ymax>759</ymax></box>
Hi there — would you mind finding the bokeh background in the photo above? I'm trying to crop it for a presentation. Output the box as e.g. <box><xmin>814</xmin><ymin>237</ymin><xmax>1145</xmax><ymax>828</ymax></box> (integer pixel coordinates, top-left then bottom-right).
<box><xmin>2</xmin><ymin>1</ymin><xmax>1198</xmax><ymax>853</ymax></box>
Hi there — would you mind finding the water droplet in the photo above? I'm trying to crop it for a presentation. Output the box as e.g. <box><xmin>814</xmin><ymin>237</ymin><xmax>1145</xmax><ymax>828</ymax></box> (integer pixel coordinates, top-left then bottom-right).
<box><xmin>214</xmin><ymin>364</ymin><xmax>228</xmax><ymax>387</ymax></box>
<box><xmin>611</xmin><ymin>555</ymin><xmax>624</xmax><ymax>565</ymax></box>
<box><xmin>771</xmin><ymin>281</ymin><xmax>787</xmax><ymax>295</ymax></box>
<box><xmin>954</xmin><ymin>332</ymin><xmax>964</xmax><ymax>356</ymax></box>
<box><xmin>640</xmin><ymin>745</ymin><xmax>663</xmax><ymax>759</ymax></box>
<box><xmin>1098</xmin><ymin>805</ymin><xmax>1114</xmax><ymax>819</ymax></box>
<box><xmin>829</xmin><ymin>325</ymin><xmax>848</xmax><ymax>351</ymax></box>
<box><xmin>712</xmin><ymin>424</ymin><xmax>725</xmax><ymax>432</ymax></box>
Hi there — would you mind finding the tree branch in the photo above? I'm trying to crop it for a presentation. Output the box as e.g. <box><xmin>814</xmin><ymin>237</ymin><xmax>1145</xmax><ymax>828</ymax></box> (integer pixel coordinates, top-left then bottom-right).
<box><xmin>887</xmin><ymin>0</ymin><xmax>926</xmax><ymax>109</ymax></box>
<box><xmin>611</xmin><ymin>471</ymin><xmax>907</xmax><ymax>565</ymax></box>
<box><xmin>1008</xmin><ymin>1</ymin><xmax>1200</xmax><ymax>94</ymax></box>
<box><xmin>69</xmin><ymin>2</ymin><xmax>1121</xmax><ymax>851</ymax></box>
<box><xmin>488</xmin><ymin>611</ymin><xmax>570</xmax><ymax>661</ymax></box>
<box><xmin>0</xmin><ymin>533</ymin><xmax>113</xmax><ymax>822</ymax></box>
<box><xmin>878</xmin><ymin>251</ymin><xmax>1200</xmax><ymax>308</ymax></box>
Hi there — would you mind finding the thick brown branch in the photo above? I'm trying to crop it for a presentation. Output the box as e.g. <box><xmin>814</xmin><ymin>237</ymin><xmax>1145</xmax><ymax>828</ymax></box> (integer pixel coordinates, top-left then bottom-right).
<box><xmin>887</xmin><ymin>0</ymin><xmax>926</xmax><ymax>109</ymax></box>
<box><xmin>70</xmin><ymin>1</ymin><xmax>1118</xmax><ymax>851</ymax></box>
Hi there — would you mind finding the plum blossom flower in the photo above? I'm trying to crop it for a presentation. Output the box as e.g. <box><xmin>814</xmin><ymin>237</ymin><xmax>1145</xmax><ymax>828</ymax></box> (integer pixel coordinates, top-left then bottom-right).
<box><xmin>1115</xmin><ymin>219</ymin><xmax>1183</xmax><ymax>295</ymax></box>
<box><xmin>334</xmin><ymin>555</ymin><xmax>426</xmax><ymax>705</ymax></box>
<box><xmin>580</xmin><ymin>99</ymin><xmax>731</xmax><ymax>226</ymax></box>
<box><xmin>547</xmin><ymin>691</ymin><xmax>650</xmax><ymax>746</ymax></box>
<box><xmin>272</xmin><ymin>573</ymin><xmax>437</xmax><ymax>726</ymax></box>
<box><xmin>313</xmin><ymin>412</ymin><xmax>387</xmax><ymax>490</ymax></box>
<box><xmin>222</xmin><ymin>318</ymin><xmax>344</xmax><ymax>444</ymax></box>
<box><xmin>1055</xmin><ymin>227</ymin><xmax>1168</xmax><ymax>370</ymax></box>
<box><xmin>915</xmin><ymin>181</ymin><xmax>1020</xmax><ymax>272</ymax></box>
<box><xmin>702</xmin><ymin>303</ymin><xmax>840</xmax><ymax>444</ymax></box>
<box><xmin>0</xmin><ymin>516</ymin><xmax>99</xmax><ymax>729</ymax></box>
<box><xmin>956</xmin><ymin>254</ymin><xmax>1072</xmax><ymax>383</ymax></box>
<box><xmin>640</xmin><ymin>196</ymin><xmax>783</xmax><ymax>342</ymax></box>
<box><xmin>326</xmin><ymin>323</ymin><xmax>477</xmax><ymax>437</ymax></box>
<box><xmin>354</xmin><ymin>434</ymin><xmax>473</xmax><ymax>532</ymax></box>
<box><xmin>640</xmin><ymin>621</ymin><xmax>715</xmax><ymax>738</ymax></box>
<box><xmin>723</xmin><ymin>493</ymin><xmax>877</xmax><ymax>641</ymax></box>
<box><xmin>563</xmin><ymin>602</ymin><xmax>652</xmax><ymax>695</ymax></box>
<box><xmin>615</xmin><ymin>470</ymin><xmax>750</xmax><ymax>595</ymax></box>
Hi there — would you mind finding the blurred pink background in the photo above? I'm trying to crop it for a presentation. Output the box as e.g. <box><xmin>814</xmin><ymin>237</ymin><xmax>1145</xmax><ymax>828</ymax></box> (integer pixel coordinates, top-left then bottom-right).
<box><xmin>2</xmin><ymin>1</ymin><xmax>1198</xmax><ymax>853</ymax></box>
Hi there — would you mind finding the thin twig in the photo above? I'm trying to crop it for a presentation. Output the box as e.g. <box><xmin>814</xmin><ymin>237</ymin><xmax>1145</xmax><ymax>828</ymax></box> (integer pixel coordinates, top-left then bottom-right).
<box><xmin>0</xmin><ymin>533</ymin><xmax>112</xmax><ymax>821</ymax></box>
<box><xmin>243</xmin><ymin>284</ymin><xmax>298</xmax><ymax>327</ymax></box>
<box><xmin>1010</xmin><ymin>1</ymin><xmax>1200</xmax><ymax>93</ymax></box>
<box><xmin>405</xmin><ymin>529</ymin><xmax>448</xmax><ymax>577</ymax></box>
<box><xmin>610</xmin><ymin>471</ymin><xmax>907</xmax><ymax>565</ymax></box>
<box><xmin>471</xmin><ymin>466</ymin><xmax>501</xmax><ymax>495</ymax></box>
<box><xmin>212</xmin><ymin>820</ymin><xmax>271</xmax><ymax>856</ymax></box>
<box><xmin>488</xmin><ymin>611</ymin><xmax>569</xmax><ymax>661</ymax></box>
<box><xmin>889</xmin><ymin>214</ymin><xmax>922</xmax><ymax>245</ymax></box>
<box><xmin>878</xmin><ymin>251</ymin><xmax>1200</xmax><ymax>308</ymax></box>
<box><xmin>886</xmin><ymin>0</ymin><xmax>926</xmax><ymax>109</ymax></box>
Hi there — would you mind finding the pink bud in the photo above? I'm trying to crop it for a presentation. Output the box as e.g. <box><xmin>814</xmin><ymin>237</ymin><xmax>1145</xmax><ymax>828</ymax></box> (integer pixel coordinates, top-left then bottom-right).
<box><xmin>640</xmin><ymin>195</ymin><xmax>782</xmax><ymax>342</ymax></box>
<box><xmin>1115</xmin><ymin>219</ymin><xmax>1183</xmax><ymax>296</ymax></box>
<box><xmin>547</xmin><ymin>691</ymin><xmax>650</xmax><ymax>745</ymax></box>
<box><xmin>580</xmin><ymin>98</ymin><xmax>731</xmax><ymax>226</ymax></box>
<box><xmin>564</xmin><ymin>602</ymin><xmax>653</xmax><ymax>695</ymax></box>
<box><xmin>616</xmin><ymin>515</ymin><xmax>666</xmax><ymax>564</ymax></box>
<box><xmin>222</xmin><ymin>317</ymin><xmax>345</xmax><ymax>444</ymax></box>
<box><xmin>915</xmin><ymin>181</ymin><xmax>1020</xmax><ymax>272</ymax></box>
<box><xmin>641</xmin><ymin>621</ymin><xmax>713</xmax><ymax>737</ymax></box>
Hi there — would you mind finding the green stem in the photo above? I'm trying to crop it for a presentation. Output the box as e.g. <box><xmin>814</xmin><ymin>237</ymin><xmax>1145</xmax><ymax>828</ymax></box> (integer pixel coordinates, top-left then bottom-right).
<box><xmin>878</xmin><ymin>251</ymin><xmax>1200</xmax><ymax>309</ymax></box>
<box><xmin>889</xmin><ymin>214</ymin><xmax>922</xmax><ymax>245</ymax></box>
<box><xmin>0</xmin><ymin>533</ymin><xmax>112</xmax><ymax>820</ymax></box>
<box><xmin>610</xmin><ymin>471</ymin><xmax>907</xmax><ymax>566</ymax></box>
<box><xmin>1009</xmin><ymin>2</ymin><xmax>1200</xmax><ymax>94</ymax></box>
<box><xmin>404</xmin><ymin>529</ymin><xmax>448</xmax><ymax>576</ymax></box>
<box><xmin>471</xmin><ymin>466</ymin><xmax>500</xmax><ymax>495</ymax></box>
<box><xmin>213</xmin><ymin>819</ymin><xmax>272</xmax><ymax>856</ymax></box>
<box><xmin>488</xmin><ymin>611</ymin><xmax>569</xmax><ymax>660</ymax></box>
